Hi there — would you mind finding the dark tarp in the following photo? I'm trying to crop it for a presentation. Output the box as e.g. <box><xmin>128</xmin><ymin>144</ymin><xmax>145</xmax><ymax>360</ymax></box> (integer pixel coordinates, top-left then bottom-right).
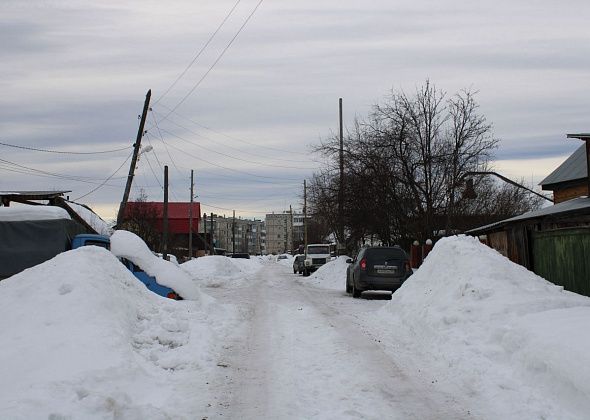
<box><xmin>0</xmin><ymin>219</ymin><xmax>87</xmax><ymax>279</ymax></box>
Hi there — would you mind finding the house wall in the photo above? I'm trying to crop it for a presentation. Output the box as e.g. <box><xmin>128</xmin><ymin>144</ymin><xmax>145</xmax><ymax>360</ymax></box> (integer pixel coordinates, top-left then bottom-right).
<box><xmin>488</xmin><ymin>231</ymin><xmax>508</xmax><ymax>257</ymax></box>
<box><xmin>554</xmin><ymin>184</ymin><xmax>588</xmax><ymax>203</ymax></box>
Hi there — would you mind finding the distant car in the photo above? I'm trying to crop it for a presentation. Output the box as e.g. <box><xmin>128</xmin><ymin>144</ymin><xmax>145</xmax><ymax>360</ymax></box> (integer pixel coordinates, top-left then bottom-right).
<box><xmin>293</xmin><ymin>254</ymin><xmax>305</xmax><ymax>274</ymax></box>
<box><xmin>231</xmin><ymin>253</ymin><xmax>250</xmax><ymax>259</ymax></box>
<box><xmin>346</xmin><ymin>246</ymin><xmax>412</xmax><ymax>298</ymax></box>
<box><xmin>277</xmin><ymin>254</ymin><xmax>289</xmax><ymax>260</ymax></box>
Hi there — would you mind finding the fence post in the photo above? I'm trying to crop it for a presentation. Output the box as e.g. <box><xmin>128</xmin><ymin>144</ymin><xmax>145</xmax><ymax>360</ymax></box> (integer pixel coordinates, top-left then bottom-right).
<box><xmin>423</xmin><ymin>239</ymin><xmax>433</xmax><ymax>260</ymax></box>
<box><xmin>411</xmin><ymin>240</ymin><xmax>422</xmax><ymax>268</ymax></box>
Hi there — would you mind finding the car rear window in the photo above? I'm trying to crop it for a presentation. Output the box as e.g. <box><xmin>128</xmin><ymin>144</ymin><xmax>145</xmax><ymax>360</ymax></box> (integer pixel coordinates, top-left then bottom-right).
<box><xmin>365</xmin><ymin>248</ymin><xmax>406</xmax><ymax>262</ymax></box>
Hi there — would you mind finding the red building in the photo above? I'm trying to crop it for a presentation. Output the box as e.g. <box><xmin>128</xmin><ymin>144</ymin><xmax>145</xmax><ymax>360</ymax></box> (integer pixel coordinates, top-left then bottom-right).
<box><xmin>123</xmin><ymin>201</ymin><xmax>202</xmax><ymax>258</ymax></box>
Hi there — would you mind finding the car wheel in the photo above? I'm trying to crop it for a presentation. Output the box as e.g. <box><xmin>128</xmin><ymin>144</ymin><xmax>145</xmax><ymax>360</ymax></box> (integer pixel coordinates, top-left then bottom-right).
<box><xmin>293</xmin><ymin>269</ymin><xmax>297</xmax><ymax>274</ymax></box>
<box><xmin>352</xmin><ymin>281</ymin><xmax>362</xmax><ymax>298</ymax></box>
<box><xmin>346</xmin><ymin>281</ymin><xmax>352</xmax><ymax>294</ymax></box>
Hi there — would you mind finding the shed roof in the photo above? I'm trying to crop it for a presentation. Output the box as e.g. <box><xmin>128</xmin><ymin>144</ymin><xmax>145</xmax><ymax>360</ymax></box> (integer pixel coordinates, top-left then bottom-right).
<box><xmin>540</xmin><ymin>144</ymin><xmax>587</xmax><ymax>188</ymax></box>
<box><xmin>467</xmin><ymin>196</ymin><xmax>590</xmax><ymax>235</ymax></box>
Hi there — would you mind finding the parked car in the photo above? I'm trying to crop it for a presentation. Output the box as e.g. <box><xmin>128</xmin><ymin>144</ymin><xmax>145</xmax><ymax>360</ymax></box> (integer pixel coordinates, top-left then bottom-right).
<box><xmin>120</xmin><ymin>258</ymin><xmax>182</xmax><ymax>300</ymax></box>
<box><xmin>231</xmin><ymin>253</ymin><xmax>250</xmax><ymax>259</ymax></box>
<box><xmin>346</xmin><ymin>246</ymin><xmax>412</xmax><ymax>298</ymax></box>
<box><xmin>293</xmin><ymin>254</ymin><xmax>305</xmax><ymax>274</ymax></box>
<box><xmin>277</xmin><ymin>254</ymin><xmax>289</xmax><ymax>260</ymax></box>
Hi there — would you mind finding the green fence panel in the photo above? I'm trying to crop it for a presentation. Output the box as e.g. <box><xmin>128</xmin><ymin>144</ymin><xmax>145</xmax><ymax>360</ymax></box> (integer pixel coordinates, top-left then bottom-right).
<box><xmin>532</xmin><ymin>228</ymin><xmax>590</xmax><ymax>297</ymax></box>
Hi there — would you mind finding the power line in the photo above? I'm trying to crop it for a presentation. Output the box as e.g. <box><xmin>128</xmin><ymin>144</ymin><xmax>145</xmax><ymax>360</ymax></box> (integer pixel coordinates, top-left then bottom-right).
<box><xmin>154</xmin><ymin>0</ymin><xmax>243</xmax><ymax>105</ymax></box>
<box><xmin>153</xmin><ymin>103</ymin><xmax>311</xmax><ymax>158</ymax></box>
<box><xmin>163</xmin><ymin>0</ymin><xmax>265</xmax><ymax>118</ymax></box>
<box><xmin>155</xmin><ymin>123</ymin><xmax>317</xmax><ymax>170</ymax></box>
<box><xmin>161</xmin><ymin>139</ymin><xmax>301</xmax><ymax>182</ymax></box>
<box><xmin>0</xmin><ymin>157</ymin><xmax>127</xmax><ymax>185</ymax></box>
<box><xmin>0</xmin><ymin>141</ymin><xmax>130</xmax><ymax>155</ymax></box>
<box><xmin>73</xmin><ymin>152</ymin><xmax>133</xmax><ymax>200</ymax></box>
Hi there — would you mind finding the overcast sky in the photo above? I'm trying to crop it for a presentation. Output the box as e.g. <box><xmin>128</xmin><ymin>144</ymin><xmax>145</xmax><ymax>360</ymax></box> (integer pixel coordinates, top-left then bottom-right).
<box><xmin>2</xmin><ymin>0</ymin><xmax>590</xmax><ymax>221</ymax></box>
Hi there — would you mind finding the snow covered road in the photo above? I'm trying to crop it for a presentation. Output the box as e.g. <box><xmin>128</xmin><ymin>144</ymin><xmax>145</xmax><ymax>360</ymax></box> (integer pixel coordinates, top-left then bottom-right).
<box><xmin>202</xmin><ymin>262</ymin><xmax>472</xmax><ymax>419</ymax></box>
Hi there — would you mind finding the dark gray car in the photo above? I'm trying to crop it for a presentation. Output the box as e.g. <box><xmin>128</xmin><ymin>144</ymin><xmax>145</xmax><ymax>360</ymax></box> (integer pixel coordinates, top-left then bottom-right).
<box><xmin>346</xmin><ymin>246</ymin><xmax>412</xmax><ymax>298</ymax></box>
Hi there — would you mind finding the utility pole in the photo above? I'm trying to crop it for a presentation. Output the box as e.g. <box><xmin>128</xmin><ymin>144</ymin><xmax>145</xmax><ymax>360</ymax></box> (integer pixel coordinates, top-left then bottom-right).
<box><xmin>210</xmin><ymin>213</ymin><xmax>214</xmax><ymax>253</ymax></box>
<box><xmin>163</xmin><ymin>165</ymin><xmax>169</xmax><ymax>261</ymax></box>
<box><xmin>304</xmin><ymin>180</ymin><xmax>308</xmax><ymax>256</ymax></box>
<box><xmin>338</xmin><ymin>97</ymin><xmax>344</xmax><ymax>255</ymax></box>
<box><xmin>204</xmin><ymin>213</ymin><xmax>208</xmax><ymax>255</ymax></box>
<box><xmin>232</xmin><ymin>210</ymin><xmax>236</xmax><ymax>254</ymax></box>
<box><xmin>188</xmin><ymin>170</ymin><xmax>194</xmax><ymax>259</ymax></box>
<box><xmin>117</xmin><ymin>89</ymin><xmax>151</xmax><ymax>227</ymax></box>
<box><xmin>289</xmin><ymin>204</ymin><xmax>293</xmax><ymax>254</ymax></box>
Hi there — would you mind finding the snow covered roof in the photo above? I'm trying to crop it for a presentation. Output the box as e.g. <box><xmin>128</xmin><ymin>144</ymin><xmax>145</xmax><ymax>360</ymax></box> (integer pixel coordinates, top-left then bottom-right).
<box><xmin>64</xmin><ymin>201</ymin><xmax>110</xmax><ymax>236</ymax></box>
<box><xmin>468</xmin><ymin>196</ymin><xmax>590</xmax><ymax>234</ymax></box>
<box><xmin>0</xmin><ymin>205</ymin><xmax>71</xmax><ymax>222</ymax></box>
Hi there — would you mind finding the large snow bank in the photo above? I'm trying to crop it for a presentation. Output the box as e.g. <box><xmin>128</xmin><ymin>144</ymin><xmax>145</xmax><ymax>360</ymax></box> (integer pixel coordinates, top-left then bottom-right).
<box><xmin>305</xmin><ymin>256</ymin><xmax>350</xmax><ymax>290</ymax></box>
<box><xmin>0</xmin><ymin>205</ymin><xmax>70</xmax><ymax>221</ymax></box>
<box><xmin>110</xmin><ymin>230</ymin><xmax>212</xmax><ymax>303</ymax></box>
<box><xmin>182</xmin><ymin>255</ymin><xmax>264</xmax><ymax>288</ymax></box>
<box><xmin>383</xmin><ymin>235</ymin><xmax>590</xmax><ymax>419</ymax></box>
<box><xmin>0</xmin><ymin>246</ymin><xmax>219</xmax><ymax>419</ymax></box>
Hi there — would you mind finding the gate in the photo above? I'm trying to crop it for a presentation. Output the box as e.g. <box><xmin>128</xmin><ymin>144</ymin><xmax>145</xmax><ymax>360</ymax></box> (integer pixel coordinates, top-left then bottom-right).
<box><xmin>531</xmin><ymin>227</ymin><xmax>590</xmax><ymax>297</ymax></box>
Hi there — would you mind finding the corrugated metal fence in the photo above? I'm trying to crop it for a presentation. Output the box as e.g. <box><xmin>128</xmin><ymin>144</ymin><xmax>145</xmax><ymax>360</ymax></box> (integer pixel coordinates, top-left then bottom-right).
<box><xmin>532</xmin><ymin>227</ymin><xmax>590</xmax><ymax>297</ymax></box>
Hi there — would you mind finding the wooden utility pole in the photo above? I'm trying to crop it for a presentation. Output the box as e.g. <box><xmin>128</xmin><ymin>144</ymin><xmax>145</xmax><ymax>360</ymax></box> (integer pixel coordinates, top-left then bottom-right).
<box><xmin>304</xmin><ymin>180</ymin><xmax>308</xmax><ymax>255</ymax></box>
<box><xmin>338</xmin><ymin>98</ymin><xmax>344</xmax><ymax>255</ymax></box>
<box><xmin>163</xmin><ymin>165</ymin><xmax>169</xmax><ymax>261</ymax></box>
<box><xmin>188</xmin><ymin>170</ymin><xmax>194</xmax><ymax>259</ymax></box>
<box><xmin>289</xmin><ymin>204</ymin><xmax>293</xmax><ymax>254</ymax></box>
<box><xmin>210</xmin><ymin>213</ymin><xmax>214</xmax><ymax>253</ymax></box>
<box><xmin>232</xmin><ymin>210</ymin><xmax>236</xmax><ymax>254</ymax></box>
<box><xmin>116</xmin><ymin>89</ymin><xmax>151</xmax><ymax>227</ymax></box>
<box><xmin>204</xmin><ymin>213</ymin><xmax>208</xmax><ymax>255</ymax></box>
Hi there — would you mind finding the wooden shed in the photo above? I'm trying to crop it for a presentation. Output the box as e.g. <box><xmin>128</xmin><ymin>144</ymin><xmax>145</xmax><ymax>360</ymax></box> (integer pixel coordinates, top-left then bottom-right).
<box><xmin>468</xmin><ymin>197</ymin><xmax>590</xmax><ymax>297</ymax></box>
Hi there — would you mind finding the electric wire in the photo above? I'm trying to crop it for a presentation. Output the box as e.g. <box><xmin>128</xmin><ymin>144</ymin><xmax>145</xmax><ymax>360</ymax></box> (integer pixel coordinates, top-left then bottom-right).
<box><xmin>163</xmin><ymin>0</ymin><xmax>265</xmax><ymax>118</ymax></box>
<box><xmin>0</xmin><ymin>157</ymin><xmax>126</xmax><ymax>185</ymax></box>
<box><xmin>73</xmin><ymin>151</ymin><xmax>134</xmax><ymax>200</ymax></box>
<box><xmin>161</xmin><ymin>139</ymin><xmax>301</xmax><ymax>182</ymax></box>
<box><xmin>0</xmin><ymin>141</ymin><xmax>130</xmax><ymax>155</ymax></box>
<box><xmin>154</xmin><ymin>103</ymin><xmax>311</xmax><ymax>158</ymax></box>
<box><xmin>155</xmin><ymin>124</ymin><xmax>317</xmax><ymax>170</ymax></box>
<box><xmin>154</xmin><ymin>0</ymin><xmax>243</xmax><ymax>105</ymax></box>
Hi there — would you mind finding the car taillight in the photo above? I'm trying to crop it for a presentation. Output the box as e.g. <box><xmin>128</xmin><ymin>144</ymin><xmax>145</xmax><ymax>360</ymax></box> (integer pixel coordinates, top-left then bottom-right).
<box><xmin>167</xmin><ymin>292</ymin><xmax>178</xmax><ymax>300</ymax></box>
<box><xmin>360</xmin><ymin>258</ymin><xmax>367</xmax><ymax>270</ymax></box>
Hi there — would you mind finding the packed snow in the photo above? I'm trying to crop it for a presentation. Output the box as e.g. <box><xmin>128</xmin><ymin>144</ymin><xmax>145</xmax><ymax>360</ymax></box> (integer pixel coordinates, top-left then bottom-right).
<box><xmin>2</xmin><ymin>234</ymin><xmax>590</xmax><ymax>418</ymax></box>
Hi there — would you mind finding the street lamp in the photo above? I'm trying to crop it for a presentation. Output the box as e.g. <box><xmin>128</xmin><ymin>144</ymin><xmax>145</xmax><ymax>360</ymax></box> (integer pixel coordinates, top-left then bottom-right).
<box><xmin>566</xmin><ymin>133</ymin><xmax>590</xmax><ymax>197</ymax></box>
<box><xmin>461</xmin><ymin>171</ymin><xmax>553</xmax><ymax>203</ymax></box>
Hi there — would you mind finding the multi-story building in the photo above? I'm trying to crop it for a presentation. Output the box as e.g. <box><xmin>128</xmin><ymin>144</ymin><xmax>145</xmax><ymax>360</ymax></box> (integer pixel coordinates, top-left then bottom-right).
<box><xmin>265</xmin><ymin>212</ymin><xmax>294</xmax><ymax>254</ymax></box>
<box><xmin>200</xmin><ymin>213</ymin><xmax>265</xmax><ymax>255</ymax></box>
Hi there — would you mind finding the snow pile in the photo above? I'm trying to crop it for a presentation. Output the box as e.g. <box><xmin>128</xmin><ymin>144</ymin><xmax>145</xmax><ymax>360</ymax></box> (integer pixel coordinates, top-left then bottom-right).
<box><xmin>0</xmin><ymin>246</ymin><xmax>219</xmax><ymax>419</ymax></box>
<box><xmin>110</xmin><ymin>230</ymin><xmax>212</xmax><ymax>303</ymax></box>
<box><xmin>182</xmin><ymin>255</ymin><xmax>264</xmax><ymax>288</ymax></box>
<box><xmin>305</xmin><ymin>256</ymin><xmax>350</xmax><ymax>289</ymax></box>
<box><xmin>383</xmin><ymin>235</ymin><xmax>590</xmax><ymax>419</ymax></box>
<box><xmin>0</xmin><ymin>205</ymin><xmax>70</xmax><ymax>221</ymax></box>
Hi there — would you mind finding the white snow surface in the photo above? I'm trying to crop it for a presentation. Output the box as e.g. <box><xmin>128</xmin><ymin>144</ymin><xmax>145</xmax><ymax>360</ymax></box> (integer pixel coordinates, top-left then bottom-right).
<box><xmin>0</xmin><ymin>246</ymin><xmax>229</xmax><ymax>419</ymax></box>
<box><xmin>0</xmin><ymin>205</ymin><xmax>70</xmax><ymax>221</ymax></box>
<box><xmin>3</xmin><ymin>234</ymin><xmax>590</xmax><ymax>419</ymax></box>
<box><xmin>181</xmin><ymin>255</ymin><xmax>264</xmax><ymax>288</ymax></box>
<box><xmin>110</xmin><ymin>230</ymin><xmax>211</xmax><ymax>303</ymax></box>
